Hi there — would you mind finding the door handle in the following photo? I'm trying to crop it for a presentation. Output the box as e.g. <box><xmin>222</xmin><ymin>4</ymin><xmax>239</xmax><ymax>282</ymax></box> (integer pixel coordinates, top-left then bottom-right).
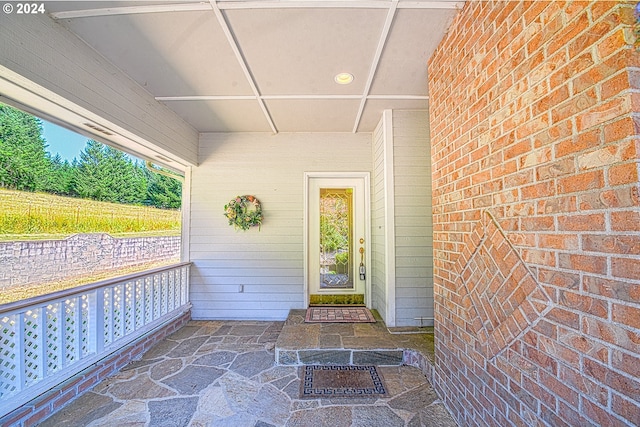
<box><xmin>359</xmin><ymin>240</ymin><xmax>365</xmax><ymax>280</ymax></box>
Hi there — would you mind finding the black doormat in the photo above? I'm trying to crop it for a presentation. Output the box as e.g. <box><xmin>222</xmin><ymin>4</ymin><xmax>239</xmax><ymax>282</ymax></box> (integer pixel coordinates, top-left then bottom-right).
<box><xmin>300</xmin><ymin>365</ymin><xmax>387</xmax><ymax>398</ymax></box>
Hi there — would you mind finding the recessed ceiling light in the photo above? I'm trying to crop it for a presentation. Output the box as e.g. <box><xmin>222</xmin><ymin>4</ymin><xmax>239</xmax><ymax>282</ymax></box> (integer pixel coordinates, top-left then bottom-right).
<box><xmin>334</xmin><ymin>73</ymin><xmax>354</xmax><ymax>85</ymax></box>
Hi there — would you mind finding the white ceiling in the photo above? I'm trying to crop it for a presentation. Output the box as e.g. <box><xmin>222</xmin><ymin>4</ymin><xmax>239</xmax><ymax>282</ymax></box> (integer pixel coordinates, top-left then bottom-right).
<box><xmin>48</xmin><ymin>0</ymin><xmax>462</xmax><ymax>133</ymax></box>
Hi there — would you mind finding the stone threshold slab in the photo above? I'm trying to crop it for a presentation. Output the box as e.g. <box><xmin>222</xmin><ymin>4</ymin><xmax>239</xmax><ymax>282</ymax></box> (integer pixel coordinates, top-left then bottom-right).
<box><xmin>277</xmin><ymin>348</ymin><xmax>404</xmax><ymax>366</ymax></box>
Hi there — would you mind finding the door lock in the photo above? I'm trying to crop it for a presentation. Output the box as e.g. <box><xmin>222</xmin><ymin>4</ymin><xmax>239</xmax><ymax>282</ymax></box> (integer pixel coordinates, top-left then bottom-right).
<box><xmin>359</xmin><ymin>245</ymin><xmax>365</xmax><ymax>280</ymax></box>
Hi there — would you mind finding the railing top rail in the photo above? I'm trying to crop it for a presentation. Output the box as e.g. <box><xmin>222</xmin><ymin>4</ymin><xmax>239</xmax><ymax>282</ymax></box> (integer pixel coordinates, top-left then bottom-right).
<box><xmin>0</xmin><ymin>261</ymin><xmax>192</xmax><ymax>314</ymax></box>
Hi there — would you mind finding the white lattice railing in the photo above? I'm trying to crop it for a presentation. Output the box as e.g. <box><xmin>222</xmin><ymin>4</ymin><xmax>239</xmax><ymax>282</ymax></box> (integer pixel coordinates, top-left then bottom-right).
<box><xmin>0</xmin><ymin>262</ymin><xmax>191</xmax><ymax>417</ymax></box>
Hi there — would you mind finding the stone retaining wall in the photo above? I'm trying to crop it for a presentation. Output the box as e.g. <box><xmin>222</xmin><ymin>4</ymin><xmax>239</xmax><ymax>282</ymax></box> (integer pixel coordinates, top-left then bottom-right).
<box><xmin>0</xmin><ymin>234</ymin><xmax>181</xmax><ymax>289</ymax></box>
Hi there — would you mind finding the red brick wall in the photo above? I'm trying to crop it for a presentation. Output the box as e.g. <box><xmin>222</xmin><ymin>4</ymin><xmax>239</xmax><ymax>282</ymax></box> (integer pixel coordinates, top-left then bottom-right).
<box><xmin>428</xmin><ymin>1</ymin><xmax>639</xmax><ymax>426</ymax></box>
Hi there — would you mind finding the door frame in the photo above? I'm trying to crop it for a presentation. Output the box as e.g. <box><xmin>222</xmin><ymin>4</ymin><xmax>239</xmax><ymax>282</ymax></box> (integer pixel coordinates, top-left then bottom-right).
<box><xmin>303</xmin><ymin>172</ymin><xmax>371</xmax><ymax>308</ymax></box>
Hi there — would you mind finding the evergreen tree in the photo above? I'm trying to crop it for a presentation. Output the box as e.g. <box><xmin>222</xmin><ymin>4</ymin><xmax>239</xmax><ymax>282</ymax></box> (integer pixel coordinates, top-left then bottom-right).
<box><xmin>74</xmin><ymin>140</ymin><xmax>152</xmax><ymax>205</ymax></box>
<box><xmin>145</xmin><ymin>166</ymin><xmax>182</xmax><ymax>209</ymax></box>
<box><xmin>43</xmin><ymin>153</ymin><xmax>74</xmax><ymax>195</ymax></box>
<box><xmin>73</xmin><ymin>139</ymin><xmax>109</xmax><ymax>200</ymax></box>
<box><xmin>101</xmin><ymin>145</ymin><xmax>147</xmax><ymax>204</ymax></box>
<box><xmin>0</xmin><ymin>104</ymin><xmax>50</xmax><ymax>191</ymax></box>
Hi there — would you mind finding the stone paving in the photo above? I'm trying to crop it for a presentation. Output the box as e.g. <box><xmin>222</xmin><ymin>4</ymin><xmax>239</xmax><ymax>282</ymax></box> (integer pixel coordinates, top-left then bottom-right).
<box><xmin>38</xmin><ymin>318</ymin><xmax>458</xmax><ymax>427</ymax></box>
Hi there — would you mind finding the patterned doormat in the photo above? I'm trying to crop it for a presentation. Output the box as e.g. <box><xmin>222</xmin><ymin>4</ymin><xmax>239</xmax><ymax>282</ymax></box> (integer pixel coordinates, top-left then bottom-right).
<box><xmin>305</xmin><ymin>307</ymin><xmax>376</xmax><ymax>323</ymax></box>
<box><xmin>300</xmin><ymin>365</ymin><xmax>387</xmax><ymax>398</ymax></box>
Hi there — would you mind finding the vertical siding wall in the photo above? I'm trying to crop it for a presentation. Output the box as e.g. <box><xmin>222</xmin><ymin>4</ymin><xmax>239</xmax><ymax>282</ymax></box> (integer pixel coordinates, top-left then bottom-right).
<box><xmin>371</xmin><ymin>116</ymin><xmax>389</xmax><ymax>321</ymax></box>
<box><xmin>429</xmin><ymin>1</ymin><xmax>640</xmax><ymax>426</ymax></box>
<box><xmin>191</xmin><ymin>133</ymin><xmax>372</xmax><ymax>320</ymax></box>
<box><xmin>392</xmin><ymin>111</ymin><xmax>434</xmax><ymax>327</ymax></box>
<box><xmin>371</xmin><ymin>111</ymin><xmax>434</xmax><ymax>327</ymax></box>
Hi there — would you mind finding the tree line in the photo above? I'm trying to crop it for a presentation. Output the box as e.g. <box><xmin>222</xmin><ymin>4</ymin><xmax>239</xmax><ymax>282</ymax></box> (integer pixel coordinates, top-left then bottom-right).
<box><xmin>0</xmin><ymin>104</ymin><xmax>181</xmax><ymax>209</ymax></box>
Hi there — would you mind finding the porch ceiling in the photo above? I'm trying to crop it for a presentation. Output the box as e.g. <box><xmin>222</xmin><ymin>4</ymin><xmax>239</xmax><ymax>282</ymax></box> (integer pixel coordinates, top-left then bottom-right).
<box><xmin>48</xmin><ymin>0</ymin><xmax>461</xmax><ymax>133</ymax></box>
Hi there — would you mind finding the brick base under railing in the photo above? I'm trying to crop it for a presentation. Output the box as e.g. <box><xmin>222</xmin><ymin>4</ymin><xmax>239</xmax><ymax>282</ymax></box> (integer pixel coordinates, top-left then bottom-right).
<box><xmin>0</xmin><ymin>309</ymin><xmax>192</xmax><ymax>427</ymax></box>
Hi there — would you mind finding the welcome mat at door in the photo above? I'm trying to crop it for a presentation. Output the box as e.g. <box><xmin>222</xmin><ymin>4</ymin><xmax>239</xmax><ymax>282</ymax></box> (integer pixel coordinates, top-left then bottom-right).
<box><xmin>305</xmin><ymin>307</ymin><xmax>376</xmax><ymax>323</ymax></box>
<box><xmin>300</xmin><ymin>365</ymin><xmax>387</xmax><ymax>398</ymax></box>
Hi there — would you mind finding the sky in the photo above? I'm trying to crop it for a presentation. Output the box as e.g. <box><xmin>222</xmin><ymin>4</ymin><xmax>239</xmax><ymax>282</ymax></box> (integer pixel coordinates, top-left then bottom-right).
<box><xmin>40</xmin><ymin>120</ymin><xmax>89</xmax><ymax>162</ymax></box>
<box><xmin>40</xmin><ymin>119</ymin><xmax>139</xmax><ymax>162</ymax></box>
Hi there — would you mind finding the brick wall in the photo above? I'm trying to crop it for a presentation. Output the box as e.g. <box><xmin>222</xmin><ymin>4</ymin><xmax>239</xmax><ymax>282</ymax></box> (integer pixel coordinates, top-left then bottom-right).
<box><xmin>428</xmin><ymin>1</ymin><xmax>639</xmax><ymax>426</ymax></box>
<box><xmin>0</xmin><ymin>234</ymin><xmax>181</xmax><ymax>290</ymax></box>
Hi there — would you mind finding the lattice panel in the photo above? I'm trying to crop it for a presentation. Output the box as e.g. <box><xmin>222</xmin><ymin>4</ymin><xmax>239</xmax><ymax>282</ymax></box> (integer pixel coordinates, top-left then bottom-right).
<box><xmin>135</xmin><ymin>279</ymin><xmax>144</xmax><ymax>329</ymax></box>
<box><xmin>63</xmin><ymin>299</ymin><xmax>77</xmax><ymax>365</ymax></box>
<box><xmin>153</xmin><ymin>275</ymin><xmax>161</xmax><ymax>319</ymax></box>
<box><xmin>180</xmin><ymin>268</ymin><xmax>188</xmax><ymax>305</ymax></box>
<box><xmin>112</xmin><ymin>285</ymin><xmax>124</xmax><ymax>341</ymax></box>
<box><xmin>0</xmin><ymin>315</ymin><xmax>19</xmax><ymax>398</ymax></box>
<box><xmin>160</xmin><ymin>273</ymin><xmax>168</xmax><ymax>316</ymax></box>
<box><xmin>184</xmin><ymin>267</ymin><xmax>189</xmax><ymax>303</ymax></box>
<box><xmin>23</xmin><ymin>310</ymin><xmax>42</xmax><ymax>387</ymax></box>
<box><xmin>103</xmin><ymin>288</ymin><xmax>113</xmax><ymax>346</ymax></box>
<box><xmin>45</xmin><ymin>303</ymin><xmax>62</xmax><ymax>375</ymax></box>
<box><xmin>124</xmin><ymin>282</ymin><xmax>135</xmax><ymax>335</ymax></box>
<box><xmin>81</xmin><ymin>295</ymin><xmax>91</xmax><ymax>356</ymax></box>
<box><xmin>144</xmin><ymin>277</ymin><xmax>153</xmax><ymax>324</ymax></box>
<box><xmin>169</xmin><ymin>272</ymin><xmax>177</xmax><ymax>312</ymax></box>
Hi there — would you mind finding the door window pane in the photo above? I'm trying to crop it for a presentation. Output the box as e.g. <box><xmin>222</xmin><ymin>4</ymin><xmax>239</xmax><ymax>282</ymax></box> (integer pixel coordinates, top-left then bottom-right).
<box><xmin>319</xmin><ymin>188</ymin><xmax>353</xmax><ymax>289</ymax></box>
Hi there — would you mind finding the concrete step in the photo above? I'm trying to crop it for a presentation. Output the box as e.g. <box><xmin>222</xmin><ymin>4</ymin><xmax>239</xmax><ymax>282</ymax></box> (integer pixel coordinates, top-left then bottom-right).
<box><xmin>277</xmin><ymin>347</ymin><xmax>405</xmax><ymax>366</ymax></box>
<box><xmin>275</xmin><ymin>309</ymin><xmax>433</xmax><ymax>368</ymax></box>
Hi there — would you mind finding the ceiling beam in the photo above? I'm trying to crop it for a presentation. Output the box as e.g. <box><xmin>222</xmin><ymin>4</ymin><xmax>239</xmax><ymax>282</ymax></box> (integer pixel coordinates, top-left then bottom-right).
<box><xmin>218</xmin><ymin>1</ymin><xmax>388</xmax><ymax>9</ymax></box>
<box><xmin>51</xmin><ymin>4</ymin><xmax>211</xmax><ymax>20</ymax></box>
<box><xmin>155</xmin><ymin>94</ymin><xmax>427</xmax><ymax>101</ymax></box>
<box><xmin>396</xmin><ymin>1</ymin><xmax>464</xmax><ymax>9</ymax></box>
<box><xmin>367</xmin><ymin>95</ymin><xmax>429</xmax><ymax>100</ymax></box>
<box><xmin>156</xmin><ymin>96</ymin><xmax>256</xmax><ymax>101</ymax></box>
<box><xmin>217</xmin><ymin>1</ymin><xmax>462</xmax><ymax>10</ymax></box>
<box><xmin>351</xmin><ymin>0</ymin><xmax>398</xmax><ymax>133</ymax></box>
<box><xmin>208</xmin><ymin>0</ymin><xmax>278</xmax><ymax>133</ymax></box>
<box><xmin>262</xmin><ymin>95</ymin><xmax>362</xmax><ymax>100</ymax></box>
<box><xmin>51</xmin><ymin>0</ymin><xmax>463</xmax><ymax>19</ymax></box>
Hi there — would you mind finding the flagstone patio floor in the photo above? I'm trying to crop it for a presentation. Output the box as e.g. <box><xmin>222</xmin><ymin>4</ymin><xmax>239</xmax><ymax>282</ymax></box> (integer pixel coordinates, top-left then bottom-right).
<box><xmin>38</xmin><ymin>310</ymin><xmax>457</xmax><ymax>427</ymax></box>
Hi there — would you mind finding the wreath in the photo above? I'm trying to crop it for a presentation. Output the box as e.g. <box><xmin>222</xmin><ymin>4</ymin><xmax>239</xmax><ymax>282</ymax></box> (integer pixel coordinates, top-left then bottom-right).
<box><xmin>224</xmin><ymin>195</ymin><xmax>263</xmax><ymax>231</ymax></box>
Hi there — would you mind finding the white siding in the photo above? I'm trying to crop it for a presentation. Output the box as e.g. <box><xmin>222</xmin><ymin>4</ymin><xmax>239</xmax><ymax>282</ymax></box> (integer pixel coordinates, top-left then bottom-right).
<box><xmin>371</xmin><ymin>118</ymin><xmax>387</xmax><ymax>319</ymax></box>
<box><xmin>191</xmin><ymin>132</ymin><xmax>372</xmax><ymax>320</ymax></box>
<box><xmin>392</xmin><ymin>110</ymin><xmax>433</xmax><ymax>326</ymax></box>
<box><xmin>0</xmin><ymin>13</ymin><xmax>198</xmax><ymax>166</ymax></box>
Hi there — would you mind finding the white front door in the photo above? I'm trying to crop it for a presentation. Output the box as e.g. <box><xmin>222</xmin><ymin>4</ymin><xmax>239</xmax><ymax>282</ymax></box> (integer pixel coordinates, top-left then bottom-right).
<box><xmin>305</xmin><ymin>173</ymin><xmax>370</xmax><ymax>306</ymax></box>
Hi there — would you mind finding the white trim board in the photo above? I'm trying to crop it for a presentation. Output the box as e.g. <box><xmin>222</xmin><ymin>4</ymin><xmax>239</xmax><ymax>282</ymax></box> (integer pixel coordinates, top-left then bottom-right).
<box><xmin>382</xmin><ymin>110</ymin><xmax>396</xmax><ymax>326</ymax></box>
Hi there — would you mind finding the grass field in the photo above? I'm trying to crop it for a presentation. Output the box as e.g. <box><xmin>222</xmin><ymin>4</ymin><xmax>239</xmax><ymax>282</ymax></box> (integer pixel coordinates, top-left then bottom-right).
<box><xmin>0</xmin><ymin>188</ymin><xmax>180</xmax><ymax>240</ymax></box>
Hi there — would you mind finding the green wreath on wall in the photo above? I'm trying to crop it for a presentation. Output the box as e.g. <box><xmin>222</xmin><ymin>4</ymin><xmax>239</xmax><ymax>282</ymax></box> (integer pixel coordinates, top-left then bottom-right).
<box><xmin>224</xmin><ymin>195</ymin><xmax>263</xmax><ymax>231</ymax></box>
